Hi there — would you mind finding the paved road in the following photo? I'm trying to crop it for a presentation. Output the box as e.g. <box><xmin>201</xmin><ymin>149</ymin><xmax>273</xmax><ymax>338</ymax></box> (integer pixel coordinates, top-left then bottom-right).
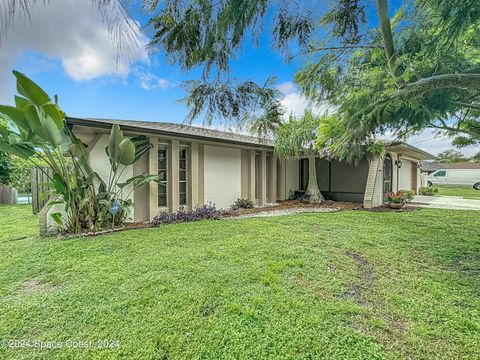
<box><xmin>412</xmin><ymin>195</ymin><xmax>480</xmax><ymax>211</ymax></box>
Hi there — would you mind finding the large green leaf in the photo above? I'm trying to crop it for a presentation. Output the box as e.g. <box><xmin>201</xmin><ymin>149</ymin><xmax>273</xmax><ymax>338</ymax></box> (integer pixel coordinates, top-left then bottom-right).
<box><xmin>117</xmin><ymin>173</ymin><xmax>158</xmax><ymax>189</ymax></box>
<box><xmin>13</xmin><ymin>70</ymin><xmax>51</xmax><ymax>106</ymax></box>
<box><xmin>117</xmin><ymin>138</ymin><xmax>136</xmax><ymax>165</ymax></box>
<box><xmin>42</xmin><ymin>103</ymin><xmax>65</xmax><ymax>129</ymax></box>
<box><xmin>0</xmin><ymin>142</ymin><xmax>35</xmax><ymax>159</ymax></box>
<box><xmin>14</xmin><ymin>96</ymin><xmax>31</xmax><ymax>110</ymax></box>
<box><xmin>52</xmin><ymin>173</ymin><xmax>68</xmax><ymax>197</ymax></box>
<box><xmin>0</xmin><ymin>105</ymin><xmax>31</xmax><ymax>132</ymax></box>
<box><xmin>43</xmin><ymin>116</ymin><xmax>63</xmax><ymax>147</ymax></box>
<box><xmin>131</xmin><ymin>135</ymin><xmax>152</xmax><ymax>162</ymax></box>
<box><xmin>24</xmin><ymin>104</ymin><xmax>47</xmax><ymax>140</ymax></box>
<box><xmin>107</xmin><ymin>124</ymin><xmax>124</xmax><ymax>163</ymax></box>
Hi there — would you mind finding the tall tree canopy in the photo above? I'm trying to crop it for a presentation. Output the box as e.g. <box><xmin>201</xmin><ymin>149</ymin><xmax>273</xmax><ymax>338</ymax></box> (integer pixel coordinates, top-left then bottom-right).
<box><xmin>147</xmin><ymin>0</ymin><xmax>480</xmax><ymax>156</ymax></box>
<box><xmin>3</xmin><ymin>0</ymin><xmax>479</xmax><ymax>158</ymax></box>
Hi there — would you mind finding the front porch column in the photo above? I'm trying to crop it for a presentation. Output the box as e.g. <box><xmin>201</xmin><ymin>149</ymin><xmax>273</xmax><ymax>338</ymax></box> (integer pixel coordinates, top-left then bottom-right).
<box><xmin>148</xmin><ymin>138</ymin><xmax>158</xmax><ymax>220</ymax></box>
<box><xmin>189</xmin><ymin>142</ymin><xmax>200</xmax><ymax>210</ymax></box>
<box><xmin>248</xmin><ymin>150</ymin><xmax>256</xmax><ymax>202</ymax></box>
<box><xmin>277</xmin><ymin>159</ymin><xmax>286</xmax><ymax>200</ymax></box>
<box><xmin>258</xmin><ymin>150</ymin><xmax>267</xmax><ymax>206</ymax></box>
<box><xmin>169</xmin><ymin>139</ymin><xmax>180</xmax><ymax>213</ymax></box>
<box><xmin>268</xmin><ymin>153</ymin><xmax>277</xmax><ymax>203</ymax></box>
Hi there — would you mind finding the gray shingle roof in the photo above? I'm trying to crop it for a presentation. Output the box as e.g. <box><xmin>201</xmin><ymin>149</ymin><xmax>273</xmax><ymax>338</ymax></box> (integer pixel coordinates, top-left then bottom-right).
<box><xmin>67</xmin><ymin>117</ymin><xmax>274</xmax><ymax>148</ymax></box>
<box><xmin>421</xmin><ymin>161</ymin><xmax>480</xmax><ymax>172</ymax></box>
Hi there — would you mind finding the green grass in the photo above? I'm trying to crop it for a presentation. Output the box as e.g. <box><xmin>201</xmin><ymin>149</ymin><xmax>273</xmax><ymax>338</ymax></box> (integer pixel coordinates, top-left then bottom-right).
<box><xmin>0</xmin><ymin>205</ymin><xmax>479</xmax><ymax>359</ymax></box>
<box><xmin>436</xmin><ymin>185</ymin><xmax>480</xmax><ymax>200</ymax></box>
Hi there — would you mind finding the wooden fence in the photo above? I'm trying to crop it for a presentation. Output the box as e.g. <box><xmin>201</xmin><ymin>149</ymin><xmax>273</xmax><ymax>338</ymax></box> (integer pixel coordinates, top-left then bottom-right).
<box><xmin>31</xmin><ymin>167</ymin><xmax>54</xmax><ymax>214</ymax></box>
<box><xmin>0</xmin><ymin>184</ymin><xmax>17</xmax><ymax>205</ymax></box>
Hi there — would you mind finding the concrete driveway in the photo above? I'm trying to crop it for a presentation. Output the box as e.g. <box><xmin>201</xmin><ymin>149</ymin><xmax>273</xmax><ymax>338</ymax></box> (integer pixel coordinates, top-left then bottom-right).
<box><xmin>412</xmin><ymin>195</ymin><xmax>480</xmax><ymax>210</ymax></box>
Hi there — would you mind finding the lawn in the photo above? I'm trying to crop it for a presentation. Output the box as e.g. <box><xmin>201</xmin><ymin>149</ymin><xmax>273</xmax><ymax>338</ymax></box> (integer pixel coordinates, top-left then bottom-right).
<box><xmin>0</xmin><ymin>205</ymin><xmax>479</xmax><ymax>359</ymax></box>
<box><xmin>436</xmin><ymin>185</ymin><xmax>480</xmax><ymax>200</ymax></box>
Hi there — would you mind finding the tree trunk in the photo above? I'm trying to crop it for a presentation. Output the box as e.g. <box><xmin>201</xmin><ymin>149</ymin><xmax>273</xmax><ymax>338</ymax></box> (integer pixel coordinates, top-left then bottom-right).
<box><xmin>302</xmin><ymin>155</ymin><xmax>325</xmax><ymax>204</ymax></box>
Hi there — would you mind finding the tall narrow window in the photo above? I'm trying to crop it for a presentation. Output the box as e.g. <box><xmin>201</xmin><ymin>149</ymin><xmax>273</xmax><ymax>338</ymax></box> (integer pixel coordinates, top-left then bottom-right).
<box><xmin>158</xmin><ymin>147</ymin><xmax>168</xmax><ymax>207</ymax></box>
<box><xmin>179</xmin><ymin>148</ymin><xmax>187</xmax><ymax>206</ymax></box>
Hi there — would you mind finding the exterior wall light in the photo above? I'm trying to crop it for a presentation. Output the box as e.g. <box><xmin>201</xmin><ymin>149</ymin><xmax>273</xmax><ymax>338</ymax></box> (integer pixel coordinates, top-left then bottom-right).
<box><xmin>395</xmin><ymin>159</ymin><xmax>403</xmax><ymax>168</ymax></box>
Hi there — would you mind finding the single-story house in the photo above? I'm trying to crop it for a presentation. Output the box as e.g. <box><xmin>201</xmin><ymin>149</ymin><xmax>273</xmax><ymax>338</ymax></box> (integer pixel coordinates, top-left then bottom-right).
<box><xmin>420</xmin><ymin>161</ymin><xmax>480</xmax><ymax>174</ymax></box>
<box><xmin>67</xmin><ymin>117</ymin><xmax>435</xmax><ymax>221</ymax></box>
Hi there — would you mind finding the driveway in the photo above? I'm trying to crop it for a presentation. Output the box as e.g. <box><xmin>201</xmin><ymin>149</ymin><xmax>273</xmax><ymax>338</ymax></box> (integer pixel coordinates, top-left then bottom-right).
<box><xmin>412</xmin><ymin>195</ymin><xmax>480</xmax><ymax>211</ymax></box>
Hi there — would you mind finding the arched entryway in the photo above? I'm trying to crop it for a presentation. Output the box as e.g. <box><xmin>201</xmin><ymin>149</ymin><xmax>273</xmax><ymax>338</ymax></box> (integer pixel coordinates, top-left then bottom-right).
<box><xmin>383</xmin><ymin>154</ymin><xmax>393</xmax><ymax>195</ymax></box>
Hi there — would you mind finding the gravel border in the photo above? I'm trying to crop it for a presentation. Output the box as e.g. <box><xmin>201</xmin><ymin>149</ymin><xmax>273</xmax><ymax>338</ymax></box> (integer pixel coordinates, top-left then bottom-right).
<box><xmin>226</xmin><ymin>207</ymin><xmax>341</xmax><ymax>219</ymax></box>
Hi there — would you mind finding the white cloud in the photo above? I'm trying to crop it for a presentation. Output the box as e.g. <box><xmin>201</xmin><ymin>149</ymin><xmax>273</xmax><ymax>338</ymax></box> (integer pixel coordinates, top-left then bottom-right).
<box><xmin>276</xmin><ymin>81</ymin><xmax>297</xmax><ymax>95</ymax></box>
<box><xmin>0</xmin><ymin>0</ymin><xmax>148</xmax><ymax>101</ymax></box>
<box><xmin>277</xmin><ymin>81</ymin><xmax>332</xmax><ymax>119</ymax></box>
<box><xmin>404</xmin><ymin>129</ymin><xmax>478</xmax><ymax>157</ymax></box>
<box><xmin>382</xmin><ymin>128</ymin><xmax>478</xmax><ymax>157</ymax></box>
<box><xmin>132</xmin><ymin>67</ymin><xmax>174</xmax><ymax>91</ymax></box>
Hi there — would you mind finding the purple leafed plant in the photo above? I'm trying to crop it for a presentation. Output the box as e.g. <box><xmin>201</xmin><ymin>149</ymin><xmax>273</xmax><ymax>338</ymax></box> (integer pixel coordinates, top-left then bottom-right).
<box><xmin>151</xmin><ymin>203</ymin><xmax>230</xmax><ymax>226</ymax></box>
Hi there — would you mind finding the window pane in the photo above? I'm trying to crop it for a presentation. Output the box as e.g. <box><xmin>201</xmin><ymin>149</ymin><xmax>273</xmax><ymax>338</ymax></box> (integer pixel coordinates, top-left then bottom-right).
<box><xmin>179</xmin><ymin>170</ymin><xmax>186</xmax><ymax>181</ymax></box>
<box><xmin>180</xmin><ymin>182</ymin><xmax>186</xmax><ymax>193</ymax></box>
<box><xmin>180</xmin><ymin>159</ymin><xmax>186</xmax><ymax>169</ymax></box>
<box><xmin>159</xmin><ymin>159</ymin><xmax>166</xmax><ymax>170</ymax></box>
<box><xmin>158</xmin><ymin>194</ymin><xmax>167</xmax><ymax>207</ymax></box>
<box><xmin>158</xmin><ymin>184</ymin><xmax>166</xmax><ymax>195</ymax></box>
<box><xmin>180</xmin><ymin>193</ymin><xmax>186</xmax><ymax>205</ymax></box>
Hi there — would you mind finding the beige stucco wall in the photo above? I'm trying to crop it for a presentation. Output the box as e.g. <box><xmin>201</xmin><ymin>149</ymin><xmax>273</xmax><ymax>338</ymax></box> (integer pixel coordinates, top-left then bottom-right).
<box><xmin>285</xmin><ymin>159</ymin><xmax>300</xmax><ymax>199</ymax></box>
<box><xmin>203</xmin><ymin>145</ymin><xmax>242</xmax><ymax>209</ymax></box>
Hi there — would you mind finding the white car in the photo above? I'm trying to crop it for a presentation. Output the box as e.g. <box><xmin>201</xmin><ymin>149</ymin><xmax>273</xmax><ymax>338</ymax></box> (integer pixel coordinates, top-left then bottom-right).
<box><xmin>426</xmin><ymin>169</ymin><xmax>480</xmax><ymax>189</ymax></box>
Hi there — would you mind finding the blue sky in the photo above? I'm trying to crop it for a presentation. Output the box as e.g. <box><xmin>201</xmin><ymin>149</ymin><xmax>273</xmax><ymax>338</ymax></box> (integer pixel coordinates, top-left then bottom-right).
<box><xmin>0</xmin><ymin>0</ymin><xmax>475</xmax><ymax>156</ymax></box>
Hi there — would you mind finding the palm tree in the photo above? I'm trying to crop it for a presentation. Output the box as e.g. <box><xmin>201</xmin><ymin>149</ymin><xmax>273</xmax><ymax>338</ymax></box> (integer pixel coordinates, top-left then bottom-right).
<box><xmin>274</xmin><ymin>111</ymin><xmax>324</xmax><ymax>204</ymax></box>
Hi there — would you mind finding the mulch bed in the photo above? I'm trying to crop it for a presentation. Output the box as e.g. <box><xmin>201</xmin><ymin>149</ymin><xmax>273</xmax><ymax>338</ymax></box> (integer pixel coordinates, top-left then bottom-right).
<box><xmin>223</xmin><ymin>200</ymin><xmax>361</xmax><ymax>217</ymax></box>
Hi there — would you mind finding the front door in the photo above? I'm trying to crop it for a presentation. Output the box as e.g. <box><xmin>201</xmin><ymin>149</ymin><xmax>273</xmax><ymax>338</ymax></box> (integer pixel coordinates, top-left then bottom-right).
<box><xmin>383</xmin><ymin>154</ymin><xmax>393</xmax><ymax>195</ymax></box>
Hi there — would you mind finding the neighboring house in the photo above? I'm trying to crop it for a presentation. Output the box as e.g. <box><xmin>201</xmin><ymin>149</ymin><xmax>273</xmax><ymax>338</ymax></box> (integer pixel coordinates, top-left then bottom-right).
<box><xmin>420</xmin><ymin>161</ymin><xmax>480</xmax><ymax>174</ymax></box>
<box><xmin>68</xmin><ymin>117</ymin><xmax>435</xmax><ymax>221</ymax></box>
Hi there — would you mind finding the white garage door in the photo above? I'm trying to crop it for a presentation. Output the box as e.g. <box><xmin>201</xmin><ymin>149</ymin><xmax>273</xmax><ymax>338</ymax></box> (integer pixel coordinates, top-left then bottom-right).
<box><xmin>398</xmin><ymin>160</ymin><xmax>412</xmax><ymax>190</ymax></box>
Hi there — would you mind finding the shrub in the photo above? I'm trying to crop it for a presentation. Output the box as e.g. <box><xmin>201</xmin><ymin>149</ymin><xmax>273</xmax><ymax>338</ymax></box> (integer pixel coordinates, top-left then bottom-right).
<box><xmin>419</xmin><ymin>186</ymin><xmax>439</xmax><ymax>195</ymax></box>
<box><xmin>403</xmin><ymin>189</ymin><xmax>415</xmax><ymax>202</ymax></box>
<box><xmin>0</xmin><ymin>71</ymin><xmax>157</xmax><ymax>233</ymax></box>
<box><xmin>231</xmin><ymin>198</ymin><xmax>254</xmax><ymax>210</ymax></box>
<box><xmin>151</xmin><ymin>203</ymin><xmax>228</xmax><ymax>226</ymax></box>
<box><xmin>385</xmin><ymin>191</ymin><xmax>407</xmax><ymax>204</ymax></box>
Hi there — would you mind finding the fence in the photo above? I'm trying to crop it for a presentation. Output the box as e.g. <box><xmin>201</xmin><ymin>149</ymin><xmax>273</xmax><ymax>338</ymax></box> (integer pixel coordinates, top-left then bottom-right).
<box><xmin>31</xmin><ymin>167</ymin><xmax>54</xmax><ymax>214</ymax></box>
<box><xmin>0</xmin><ymin>184</ymin><xmax>17</xmax><ymax>205</ymax></box>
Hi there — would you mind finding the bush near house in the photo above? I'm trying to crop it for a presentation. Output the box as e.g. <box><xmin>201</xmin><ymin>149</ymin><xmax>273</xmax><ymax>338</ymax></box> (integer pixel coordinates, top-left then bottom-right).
<box><xmin>419</xmin><ymin>186</ymin><xmax>439</xmax><ymax>196</ymax></box>
<box><xmin>231</xmin><ymin>198</ymin><xmax>255</xmax><ymax>209</ymax></box>
<box><xmin>151</xmin><ymin>203</ymin><xmax>227</xmax><ymax>226</ymax></box>
<box><xmin>385</xmin><ymin>190</ymin><xmax>414</xmax><ymax>204</ymax></box>
<box><xmin>0</xmin><ymin>71</ymin><xmax>157</xmax><ymax>234</ymax></box>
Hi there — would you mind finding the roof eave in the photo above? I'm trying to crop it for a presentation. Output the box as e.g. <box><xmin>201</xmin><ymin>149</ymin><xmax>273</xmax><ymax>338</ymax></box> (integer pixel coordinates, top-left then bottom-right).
<box><xmin>67</xmin><ymin>117</ymin><xmax>274</xmax><ymax>149</ymax></box>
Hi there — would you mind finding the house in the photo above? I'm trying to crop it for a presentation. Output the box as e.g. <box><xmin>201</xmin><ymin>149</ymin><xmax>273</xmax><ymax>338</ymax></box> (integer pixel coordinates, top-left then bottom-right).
<box><xmin>68</xmin><ymin>117</ymin><xmax>435</xmax><ymax>221</ymax></box>
<box><xmin>420</xmin><ymin>161</ymin><xmax>480</xmax><ymax>174</ymax></box>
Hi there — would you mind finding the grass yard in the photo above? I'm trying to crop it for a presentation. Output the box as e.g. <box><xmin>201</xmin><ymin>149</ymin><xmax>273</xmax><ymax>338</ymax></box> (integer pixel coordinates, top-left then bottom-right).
<box><xmin>436</xmin><ymin>185</ymin><xmax>480</xmax><ymax>200</ymax></box>
<box><xmin>0</xmin><ymin>205</ymin><xmax>479</xmax><ymax>359</ymax></box>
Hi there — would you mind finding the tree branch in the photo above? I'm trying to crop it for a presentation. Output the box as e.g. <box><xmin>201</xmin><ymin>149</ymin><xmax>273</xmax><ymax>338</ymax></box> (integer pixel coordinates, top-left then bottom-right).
<box><xmin>375</xmin><ymin>0</ymin><xmax>402</xmax><ymax>86</ymax></box>
<box><xmin>288</xmin><ymin>45</ymin><xmax>380</xmax><ymax>60</ymax></box>
<box><xmin>393</xmin><ymin>74</ymin><xmax>480</xmax><ymax>98</ymax></box>
<box><xmin>451</xmin><ymin>101</ymin><xmax>480</xmax><ymax>111</ymax></box>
